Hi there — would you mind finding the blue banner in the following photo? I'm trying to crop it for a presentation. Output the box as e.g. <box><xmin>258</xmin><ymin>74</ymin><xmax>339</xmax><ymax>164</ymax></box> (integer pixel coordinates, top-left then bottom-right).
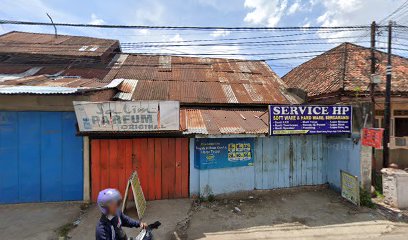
<box><xmin>269</xmin><ymin>105</ymin><xmax>352</xmax><ymax>135</ymax></box>
<box><xmin>194</xmin><ymin>138</ymin><xmax>254</xmax><ymax>169</ymax></box>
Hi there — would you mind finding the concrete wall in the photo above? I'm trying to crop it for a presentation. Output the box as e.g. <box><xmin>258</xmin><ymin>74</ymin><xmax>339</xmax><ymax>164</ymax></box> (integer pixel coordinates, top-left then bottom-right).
<box><xmin>326</xmin><ymin>137</ymin><xmax>361</xmax><ymax>191</ymax></box>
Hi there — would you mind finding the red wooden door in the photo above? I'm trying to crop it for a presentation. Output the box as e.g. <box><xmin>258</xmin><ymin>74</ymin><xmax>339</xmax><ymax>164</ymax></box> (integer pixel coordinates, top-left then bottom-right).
<box><xmin>91</xmin><ymin>138</ymin><xmax>189</xmax><ymax>201</ymax></box>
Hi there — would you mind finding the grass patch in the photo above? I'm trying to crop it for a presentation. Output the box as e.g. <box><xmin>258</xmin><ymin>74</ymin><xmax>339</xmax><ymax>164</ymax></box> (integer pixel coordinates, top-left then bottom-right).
<box><xmin>360</xmin><ymin>188</ymin><xmax>375</xmax><ymax>208</ymax></box>
<box><xmin>56</xmin><ymin>222</ymin><xmax>75</xmax><ymax>239</ymax></box>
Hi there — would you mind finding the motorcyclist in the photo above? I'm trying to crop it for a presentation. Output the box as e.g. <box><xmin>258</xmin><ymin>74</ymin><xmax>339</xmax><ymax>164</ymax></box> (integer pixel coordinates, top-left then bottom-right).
<box><xmin>96</xmin><ymin>188</ymin><xmax>147</xmax><ymax>240</ymax></box>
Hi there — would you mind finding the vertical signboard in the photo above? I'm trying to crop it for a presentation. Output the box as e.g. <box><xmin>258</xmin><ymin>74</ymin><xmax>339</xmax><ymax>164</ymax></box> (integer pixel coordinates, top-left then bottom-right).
<box><xmin>341</xmin><ymin>170</ymin><xmax>360</xmax><ymax>206</ymax></box>
<box><xmin>269</xmin><ymin>105</ymin><xmax>352</xmax><ymax>135</ymax></box>
<box><xmin>194</xmin><ymin>138</ymin><xmax>254</xmax><ymax>169</ymax></box>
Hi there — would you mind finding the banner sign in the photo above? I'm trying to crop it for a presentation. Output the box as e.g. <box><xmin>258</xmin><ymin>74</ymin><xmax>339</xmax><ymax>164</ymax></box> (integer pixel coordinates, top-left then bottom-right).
<box><xmin>362</xmin><ymin>128</ymin><xmax>384</xmax><ymax>148</ymax></box>
<box><xmin>194</xmin><ymin>138</ymin><xmax>254</xmax><ymax>169</ymax></box>
<box><xmin>340</xmin><ymin>170</ymin><xmax>360</xmax><ymax>206</ymax></box>
<box><xmin>269</xmin><ymin>105</ymin><xmax>352</xmax><ymax>135</ymax></box>
<box><xmin>73</xmin><ymin>101</ymin><xmax>179</xmax><ymax>132</ymax></box>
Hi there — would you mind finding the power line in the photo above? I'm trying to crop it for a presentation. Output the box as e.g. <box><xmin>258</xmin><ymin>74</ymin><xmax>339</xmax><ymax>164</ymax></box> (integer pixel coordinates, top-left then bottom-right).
<box><xmin>0</xmin><ymin>19</ymin><xmax>374</xmax><ymax>31</ymax></box>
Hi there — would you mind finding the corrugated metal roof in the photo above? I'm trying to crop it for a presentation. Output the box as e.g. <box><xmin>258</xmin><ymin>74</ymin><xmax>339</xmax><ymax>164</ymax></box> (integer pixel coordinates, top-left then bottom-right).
<box><xmin>0</xmin><ymin>75</ymin><xmax>119</xmax><ymax>95</ymax></box>
<box><xmin>113</xmin><ymin>79</ymin><xmax>138</xmax><ymax>100</ymax></box>
<box><xmin>0</xmin><ymin>31</ymin><xmax>119</xmax><ymax>59</ymax></box>
<box><xmin>105</xmin><ymin>54</ymin><xmax>299</xmax><ymax>105</ymax></box>
<box><xmin>0</xmin><ymin>85</ymin><xmax>80</xmax><ymax>94</ymax></box>
<box><xmin>182</xmin><ymin>108</ymin><xmax>269</xmax><ymax>135</ymax></box>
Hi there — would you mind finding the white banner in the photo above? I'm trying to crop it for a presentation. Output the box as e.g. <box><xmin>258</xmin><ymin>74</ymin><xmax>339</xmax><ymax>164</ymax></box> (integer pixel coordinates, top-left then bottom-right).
<box><xmin>73</xmin><ymin>101</ymin><xmax>179</xmax><ymax>132</ymax></box>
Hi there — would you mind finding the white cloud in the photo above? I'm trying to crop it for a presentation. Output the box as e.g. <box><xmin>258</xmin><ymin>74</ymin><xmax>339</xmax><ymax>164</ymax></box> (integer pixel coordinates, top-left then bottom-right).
<box><xmin>89</xmin><ymin>14</ymin><xmax>105</xmax><ymax>25</ymax></box>
<box><xmin>210</xmin><ymin>29</ymin><xmax>231</xmax><ymax>37</ymax></box>
<box><xmin>314</xmin><ymin>0</ymin><xmax>406</xmax><ymax>41</ymax></box>
<box><xmin>244</xmin><ymin>0</ymin><xmax>288</xmax><ymax>27</ymax></box>
<box><xmin>287</xmin><ymin>1</ymin><xmax>301</xmax><ymax>15</ymax></box>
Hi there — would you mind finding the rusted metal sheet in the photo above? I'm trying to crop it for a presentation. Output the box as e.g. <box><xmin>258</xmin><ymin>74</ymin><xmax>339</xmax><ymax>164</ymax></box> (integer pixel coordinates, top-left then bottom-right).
<box><xmin>0</xmin><ymin>31</ymin><xmax>119</xmax><ymax>59</ymax></box>
<box><xmin>91</xmin><ymin>138</ymin><xmax>189</xmax><ymax>201</ymax></box>
<box><xmin>183</xmin><ymin>108</ymin><xmax>268</xmax><ymax>135</ymax></box>
<box><xmin>103</xmin><ymin>54</ymin><xmax>298</xmax><ymax>104</ymax></box>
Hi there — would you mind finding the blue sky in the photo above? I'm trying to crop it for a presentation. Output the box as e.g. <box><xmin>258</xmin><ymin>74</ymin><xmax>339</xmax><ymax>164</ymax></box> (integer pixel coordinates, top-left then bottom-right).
<box><xmin>1</xmin><ymin>0</ymin><xmax>407</xmax><ymax>76</ymax></box>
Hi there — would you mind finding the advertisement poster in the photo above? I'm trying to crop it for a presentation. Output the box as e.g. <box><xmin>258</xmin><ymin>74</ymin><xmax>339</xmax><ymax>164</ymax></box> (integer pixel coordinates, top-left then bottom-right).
<box><xmin>340</xmin><ymin>170</ymin><xmax>360</xmax><ymax>206</ymax></box>
<box><xmin>362</xmin><ymin>128</ymin><xmax>384</xmax><ymax>149</ymax></box>
<box><xmin>194</xmin><ymin>138</ymin><xmax>254</xmax><ymax>169</ymax></box>
<box><xmin>269</xmin><ymin>105</ymin><xmax>352</xmax><ymax>135</ymax></box>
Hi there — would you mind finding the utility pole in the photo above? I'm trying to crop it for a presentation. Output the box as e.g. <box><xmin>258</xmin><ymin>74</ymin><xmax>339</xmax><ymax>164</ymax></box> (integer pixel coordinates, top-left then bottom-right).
<box><xmin>370</xmin><ymin>21</ymin><xmax>376</xmax><ymax>127</ymax></box>
<box><xmin>383</xmin><ymin>21</ymin><xmax>392</xmax><ymax>168</ymax></box>
<box><xmin>370</xmin><ymin>21</ymin><xmax>377</xmax><ymax>172</ymax></box>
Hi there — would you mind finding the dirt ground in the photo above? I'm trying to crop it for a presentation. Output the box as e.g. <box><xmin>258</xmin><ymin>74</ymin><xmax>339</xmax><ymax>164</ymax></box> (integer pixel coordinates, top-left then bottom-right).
<box><xmin>0</xmin><ymin>202</ymin><xmax>82</xmax><ymax>240</ymax></box>
<box><xmin>69</xmin><ymin>198</ymin><xmax>192</xmax><ymax>240</ymax></box>
<box><xmin>179</xmin><ymin>188</ymin><xmax>408</xmax><ymax>240</ymax></box>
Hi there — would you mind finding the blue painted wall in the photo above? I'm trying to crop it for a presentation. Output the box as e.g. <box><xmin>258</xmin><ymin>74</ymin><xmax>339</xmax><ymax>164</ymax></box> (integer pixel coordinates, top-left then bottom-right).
<box><xmin>190</xmin><ymin>135</ymin><xmax>332</xmax><ymax>197</ymax></box>
<box><xmin>0</xmin><ymin>111</ymin><xmax>83</xmax><ymax>204</ymax></box>
<box><xmin>326</xmin><ymin>137</ymin><xmax>361</xmax><ymax>191</ymax></box>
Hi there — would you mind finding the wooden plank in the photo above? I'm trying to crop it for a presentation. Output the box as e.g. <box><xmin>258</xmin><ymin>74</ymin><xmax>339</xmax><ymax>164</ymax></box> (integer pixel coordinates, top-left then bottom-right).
<box><xmin>91</xmin><ymin>140</ymin><xmax>101</xmax><ymax>201</ymax></box>
<box><xmin>109</xmin><ymin>140</ymin><xmax>119</xmax><ymax>191</ymax></box>
<box><xmin>100</xmin><ymin>140</ymin><xmax>110</xmax><ymax>191</ymax></box>
<box><xmin>312</xmin><ymin>135</ymin><xmax>319</xmax><ymax>184</ymax></box>
<box><xmin>117</xmin><ymin>140</ymin><xmax>128</xmax><ymax>194</ymax></box>
<box><xmin>154</xmin><ymin>138</ymin><xmax>162</xmax><ymax>200</ymax></box>
<box><xmin>181</xmin><ymin>138</ymin><xmax>189</xmax><ymax>198</ymax></box>
<box><xmin>175</xmin><ymin>138</ymin><xmax>182</xmax><ymax>198</ymax></box>
<box><xmin>161</xmin><ymin>138</ymin><xmax>170</xmax><ymax>199</ymax></box>
<box><xmin>289</xmin><ymin>136</ymin><xmax>295</xmax><ymax>187</ymax></box>
<box><xmin>301</xmin><ymin>136</ymin><xmax>308</xmax><ymax>185</ymax></box>
<box><xmin>168</xmin><ymin>138</ymin><xmax>176</xmax><ymax>198</ymax></box>
<box><xmin>124</xmin><ymin>140</ymin><xmax>133</xmax><ymax>189</ymax></box>
<box><xmin>254</xmin><ymin>138</ymin><xmax>263</xmax><ymax>189</ymax></box>
<box><xmin>134</xmin><ymin>139</ymin><xmax>148</xmax><ymax>199</ymax></box>
<box><xmin>295</xmin><ymin>136</ymin><xmax>302</xmax><ymax>187</ymax></box>
<box><xmin>147</xmin><ymin>138</ymin><xmax>156</xmax><ymax>200</ymax></box>
<box><xmin>270</xmin><ymin>137</ymin><xmax>279</xmax><ymax>188</ymax></box>
<box><xmin>305</xmin><ymin>136</ymin><xmax>313</xmax><ymax>185</ymax></box>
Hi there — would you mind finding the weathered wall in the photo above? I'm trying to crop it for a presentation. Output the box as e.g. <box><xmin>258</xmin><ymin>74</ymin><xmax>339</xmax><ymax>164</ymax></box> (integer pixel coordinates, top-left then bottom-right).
<box><xmin>189</xmin><ymin>138</ymin><xmax>254</xmax><ymax>196</ymax></box>
<box><xmin>190</xmin><ymin>135</ymin><xmax>330</xmax><ymax>197</ymax></box>
<box><xmin>326</xmin><ymin>137</ymin><xmax>361</xmax><ymax>191</ymax></box>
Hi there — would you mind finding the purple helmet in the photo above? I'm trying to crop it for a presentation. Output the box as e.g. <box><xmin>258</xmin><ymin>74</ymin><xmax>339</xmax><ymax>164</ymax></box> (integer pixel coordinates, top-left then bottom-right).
<box><xmin>97</xmin><ymin>188</ymin><xmax>122</xmax><ymax>215</ymax></box>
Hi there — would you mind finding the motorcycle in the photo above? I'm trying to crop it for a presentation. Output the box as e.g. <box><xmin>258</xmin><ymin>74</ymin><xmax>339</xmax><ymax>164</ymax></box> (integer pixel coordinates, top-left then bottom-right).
<box><xmin>132</xmin><ymin>221</ymin><xmax>161</xmax><ymax>240</ymax></box>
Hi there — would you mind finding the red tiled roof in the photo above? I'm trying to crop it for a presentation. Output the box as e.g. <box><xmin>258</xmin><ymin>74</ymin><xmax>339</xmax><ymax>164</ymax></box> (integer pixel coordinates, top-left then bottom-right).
<box><xmin>282</xmin><ymin>43</ymin><xmax>408</xmax><ymax>98</ymax></box>
<box><xmin>181</xmin><ymin>108</ymin><xmax>268</xmax><ymax>135</ymax></box>
<box><xmin>0</xmin><ymin>31</ymin><xmax>120</xmax><ymax>61</ymax></box>
<box><xmin>104</xmin><ymin>54</ymin><xmax>299</xmax><ymax>105</ymax></box>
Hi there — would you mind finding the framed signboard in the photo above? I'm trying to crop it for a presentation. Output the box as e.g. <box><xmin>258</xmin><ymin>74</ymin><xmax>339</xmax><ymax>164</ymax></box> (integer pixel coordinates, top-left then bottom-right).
<box><xmin>194</xmin><ymin>138</ymin><xmax>254</xmax><ymax>169</ymax></box>
<box><xmin>269</xmin><ymin>105</ymin><xmax>352</xmax><ymax>135</ymax></box>
<box><xmin>74</xmin><ymin>101</ymin><xmax>179</xmax><ymax>132</ymax></box>
<box><xmin>340</xmin><ymin>170</ymin><xmax>360</xmax><ymax>206</ymax></box>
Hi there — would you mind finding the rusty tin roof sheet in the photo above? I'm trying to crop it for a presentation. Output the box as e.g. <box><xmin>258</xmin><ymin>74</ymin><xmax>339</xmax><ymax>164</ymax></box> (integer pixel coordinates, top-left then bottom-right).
<box><xmin>0</xmin><ymin>75</ymin><xmax>119</xmax><ymax>95</ymax></box>
<box><xmin>0</xmin><ymin>31</ymin><xmax>119</xmax><ymax>59</ymax></box>
<box><xmin>182</xmin><ymin>108</ymin><xmax>269</xmax><ymax>135</ymax></box>
<box><xmin>105</xmin><ymin>54</ymin><xmax>298</xmax><ymax>105</ymax></box>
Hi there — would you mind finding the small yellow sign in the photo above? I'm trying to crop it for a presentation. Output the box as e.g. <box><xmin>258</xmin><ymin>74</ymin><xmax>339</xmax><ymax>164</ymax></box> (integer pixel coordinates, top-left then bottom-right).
<box><xmin>122</xmin><ymin>171</ymin><xmax>147</xmax><ymax>219</ymax></box>
<box><xmin>341</xmin><ymin>170</ymin><xmax>360</xmax><ymax>206</ymax></box>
